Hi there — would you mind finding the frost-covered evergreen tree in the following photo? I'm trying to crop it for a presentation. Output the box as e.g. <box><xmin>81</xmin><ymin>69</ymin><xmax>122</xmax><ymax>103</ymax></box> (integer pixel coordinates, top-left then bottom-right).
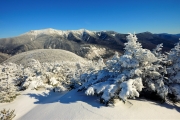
<box><xmin>17</xmin><ymin>59</ymin><xmax>70</xmax><ymax>90</ymax></box>
<box><xmin>0</xmin><ymin>56</ymin><xmax>104</xmax><ymax>103</ymax></box>
<box><xmin>79</xmin><ymin>33</ymin><xmax>168</xmax><ymax>105</ymax></box>
<box><xmin>167</xmin><ymin>40</ymin><xmax>180</xmax><ymax>83</ymax></box>
<box><xmin>0</xmin><ymin>64</ymin><xmax>20</xmax><ymax>103</ymax></box>
<box><xmin>166</xmin><ymin>39</ymin><xmax>180</xmax><ymax>101</ymax></box>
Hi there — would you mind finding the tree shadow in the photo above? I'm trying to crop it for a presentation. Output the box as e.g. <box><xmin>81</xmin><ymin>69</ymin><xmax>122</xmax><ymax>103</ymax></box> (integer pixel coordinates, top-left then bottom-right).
<box><xmin>25</xmin><ymin>91</ymin><xmax>65</xmax><ymax>104</ymax></box>
<box><xmin>25</xmin><ymin>89</ymin><xmax>104</xmax><ymax>108</ymax></box>
<box><xmin>134</xmin><ymin>97</ymin><xmax>180</xmax><ymax>113</ymax></box>
<box><xmin>153</xmin><ymin>100</ymin><xmax>180</xmax><ymax>113</ymax></box>
<box><xmin>26</xmin><ymin>90</ymin><xmax>180</xmax><ymax>111</ymax></box>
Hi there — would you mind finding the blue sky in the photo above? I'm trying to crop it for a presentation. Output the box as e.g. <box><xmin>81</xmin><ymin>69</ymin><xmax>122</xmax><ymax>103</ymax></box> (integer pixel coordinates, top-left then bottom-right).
<box><xmin>0</xmin><ymin>0</ymin><xmax>180</xmax><ymax>38</ymax></box>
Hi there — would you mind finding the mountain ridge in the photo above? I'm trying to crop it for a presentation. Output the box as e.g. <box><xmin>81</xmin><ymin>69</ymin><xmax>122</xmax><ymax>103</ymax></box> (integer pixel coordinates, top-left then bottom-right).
<box><xmin>0</xmin><ymin>28</ymin><xmax>179</xmax><ymax>63</ymax></box>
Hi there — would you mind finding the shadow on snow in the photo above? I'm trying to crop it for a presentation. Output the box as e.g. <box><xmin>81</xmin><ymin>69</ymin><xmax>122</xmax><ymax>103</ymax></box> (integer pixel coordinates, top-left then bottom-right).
<box><xmin>134</xmin><ymin>97</ymin><xmax>180</xmax><ymax>113</ymax></box>
<box><xmin>25</xmin><ymin>89</ymin><xmax>104</xmax><ymax>108</ymax></box>
<box><xmin>25</xmin><ymin>89</ymin><xmax>180</xmax><ymax>111</ymax></box>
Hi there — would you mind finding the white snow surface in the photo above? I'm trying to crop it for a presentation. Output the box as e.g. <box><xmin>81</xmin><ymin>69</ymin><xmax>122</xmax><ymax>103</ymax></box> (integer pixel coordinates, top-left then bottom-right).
<box><xmin>0</xmin><ymin>89</ymin><xmax>180</xmax><ymax>120</ymax></box>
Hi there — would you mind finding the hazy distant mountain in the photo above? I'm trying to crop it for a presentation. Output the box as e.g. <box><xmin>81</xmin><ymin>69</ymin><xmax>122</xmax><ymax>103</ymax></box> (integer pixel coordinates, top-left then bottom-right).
<box><xmin>154</xmin><ymin>33</ymin><xmax>180</xmax><ymax>41</ymax></box>
<box><xmin>0</xmin><ymin>28</ymin><xmax>179</xmax><ymax>62</ymax></box>
<box><xmin>175</xmin><ymin>34</ymin><xmax>180</xmax><ymax>37</ymax></box>
<box><xmin>136</xmin><ymin>32</ymin><xmax>179</xmax><ymax>51</ymax></box>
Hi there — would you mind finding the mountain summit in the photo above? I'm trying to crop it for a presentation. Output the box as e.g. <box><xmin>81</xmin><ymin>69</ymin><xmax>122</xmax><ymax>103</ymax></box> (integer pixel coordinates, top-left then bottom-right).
<box><xmin>21</xmin><ymin>28</ymin><xmax>97</xmax><ymax>41</ymax></box>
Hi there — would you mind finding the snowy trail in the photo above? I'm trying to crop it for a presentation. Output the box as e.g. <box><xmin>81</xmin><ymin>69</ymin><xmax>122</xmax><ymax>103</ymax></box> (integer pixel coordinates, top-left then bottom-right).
<box><xmin>1</xmin><ymin>89</ymin><xmax>180</xmax><ymax>120</ymax></box>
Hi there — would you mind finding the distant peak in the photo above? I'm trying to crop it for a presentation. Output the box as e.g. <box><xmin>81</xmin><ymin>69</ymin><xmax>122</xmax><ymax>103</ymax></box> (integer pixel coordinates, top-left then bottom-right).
<box><xmin>78</xmin><ymin>28</ymin><xmax>86</xmax><ymax>31</ymax></box>
<box><xmin>20</xmin><ymin>28</ymin><xmax>98</xmax><ymax>39</ymax></box>
<box><xmin>22</xmin><ymin>28</ymin><xmax>64</xmax><ymax>36</ymax></box>
<box><xmin>143</xmin><ymin>31</ymin><xmax>153</xmax><ymax>34</ymax></box>
<box><xmin>26</xmin><ymin>28</ymin><xmax>95</xmax><ymax>34</ymax></box>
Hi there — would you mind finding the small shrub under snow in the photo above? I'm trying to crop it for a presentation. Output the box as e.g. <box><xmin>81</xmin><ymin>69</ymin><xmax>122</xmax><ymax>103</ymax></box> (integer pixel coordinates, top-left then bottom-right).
<box><xmin>0</xmin><ymin>108</ymin><xmax>16</xmax><ymax>120</ymax></box>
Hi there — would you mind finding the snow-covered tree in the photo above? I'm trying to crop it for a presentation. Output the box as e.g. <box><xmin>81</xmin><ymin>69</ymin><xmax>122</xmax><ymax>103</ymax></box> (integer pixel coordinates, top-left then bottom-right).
<box><xmin>0</xmin><ymin>55</ymin><xmax>105</xmax><ymax>103</ymax></box>
<box><xmin>167</xmin><ymin>40</ymin><xmax>180</xmax><ymax>83</ymax></box>
<box><xmin>0</xmin><ymin>63</ymin><xmax>20</xmax><ymax>103</ymax></box>
<box><xmin>0</xmin><ymin>108</ymin><xmax>16</xmax><ymax>120</ymax></box>
<box><xmin>17</xmin><ymin>60</ymin><xmax>72</xmax><ymax>90</ymax></box>
<box><xmin>166</xmin><ymin>39</ymin><xmax>180</xmax><ymax>101</ymax></box>
<box><xmin>79</xmin><ymin>33</ymin><xmax>168</xmax><ymax>105</ymax></box>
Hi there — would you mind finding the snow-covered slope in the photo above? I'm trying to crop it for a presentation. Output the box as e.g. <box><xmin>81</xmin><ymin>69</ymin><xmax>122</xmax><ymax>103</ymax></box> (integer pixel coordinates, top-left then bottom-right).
<box><xmin>1</xmin><ymin>89</ymin><xmax>179</xmax><ymax>120</ymax></box>
<box><xmin>4</xmin><ymin>49</ymin><xmax>88</xmax><ymax>67</ymax></box>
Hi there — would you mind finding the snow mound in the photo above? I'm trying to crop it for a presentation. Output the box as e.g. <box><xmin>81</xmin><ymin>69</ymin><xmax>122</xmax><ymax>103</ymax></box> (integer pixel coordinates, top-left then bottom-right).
<box><xmin>4</xmin><ymin>49</ymin><xmax>88</xmax><ymax>67</ymax></box>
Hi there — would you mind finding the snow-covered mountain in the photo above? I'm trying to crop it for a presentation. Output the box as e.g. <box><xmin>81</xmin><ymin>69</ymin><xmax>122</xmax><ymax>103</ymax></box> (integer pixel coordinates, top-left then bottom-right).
<box><xmin>20</xmin><ymin>28</ymin><xmax>120</xmax><ymax>44</ymax></box>
<box><xmin>0</xmin><ymin>28</ymin><xmax>118</xmax><ymax>62</ymax></box>
<box><xmin>0</xmin><ymin>28</ymin><xmax>179</xmax><ymax>63</ymax></box>
<box><xmin>21</xmin><ymin>28</ymin><xmax>97</xmax><ymax>41</ymax></box>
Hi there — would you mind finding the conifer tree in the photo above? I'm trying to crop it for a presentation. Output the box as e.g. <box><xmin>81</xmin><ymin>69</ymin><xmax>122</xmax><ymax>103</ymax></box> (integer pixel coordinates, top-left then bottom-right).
<box><xmin>166</xmin><ymin>39</ymin><xmax>180</xmax><ymax>101</ymax></box>
<box><xmin>79</xmin><ymin>33</ymin><xmax>168</xmax><ymax>104</ymax></box>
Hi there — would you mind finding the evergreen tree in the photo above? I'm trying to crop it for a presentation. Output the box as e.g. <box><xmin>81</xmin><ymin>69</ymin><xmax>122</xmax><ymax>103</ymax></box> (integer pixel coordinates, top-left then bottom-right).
<box><xmin>0</xmin><ymin>65</ymin><xmax>19</xmax><ymax>103</ymax></box>
<box><xmin>167</xmin><ymin>39</ymin><xmax>180</xmax><ymax>101</ymax></box>
<box><xmin>79</xmin><ymin>33</ymin><xmax>168</xmax><ymax>105</ymax></box>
